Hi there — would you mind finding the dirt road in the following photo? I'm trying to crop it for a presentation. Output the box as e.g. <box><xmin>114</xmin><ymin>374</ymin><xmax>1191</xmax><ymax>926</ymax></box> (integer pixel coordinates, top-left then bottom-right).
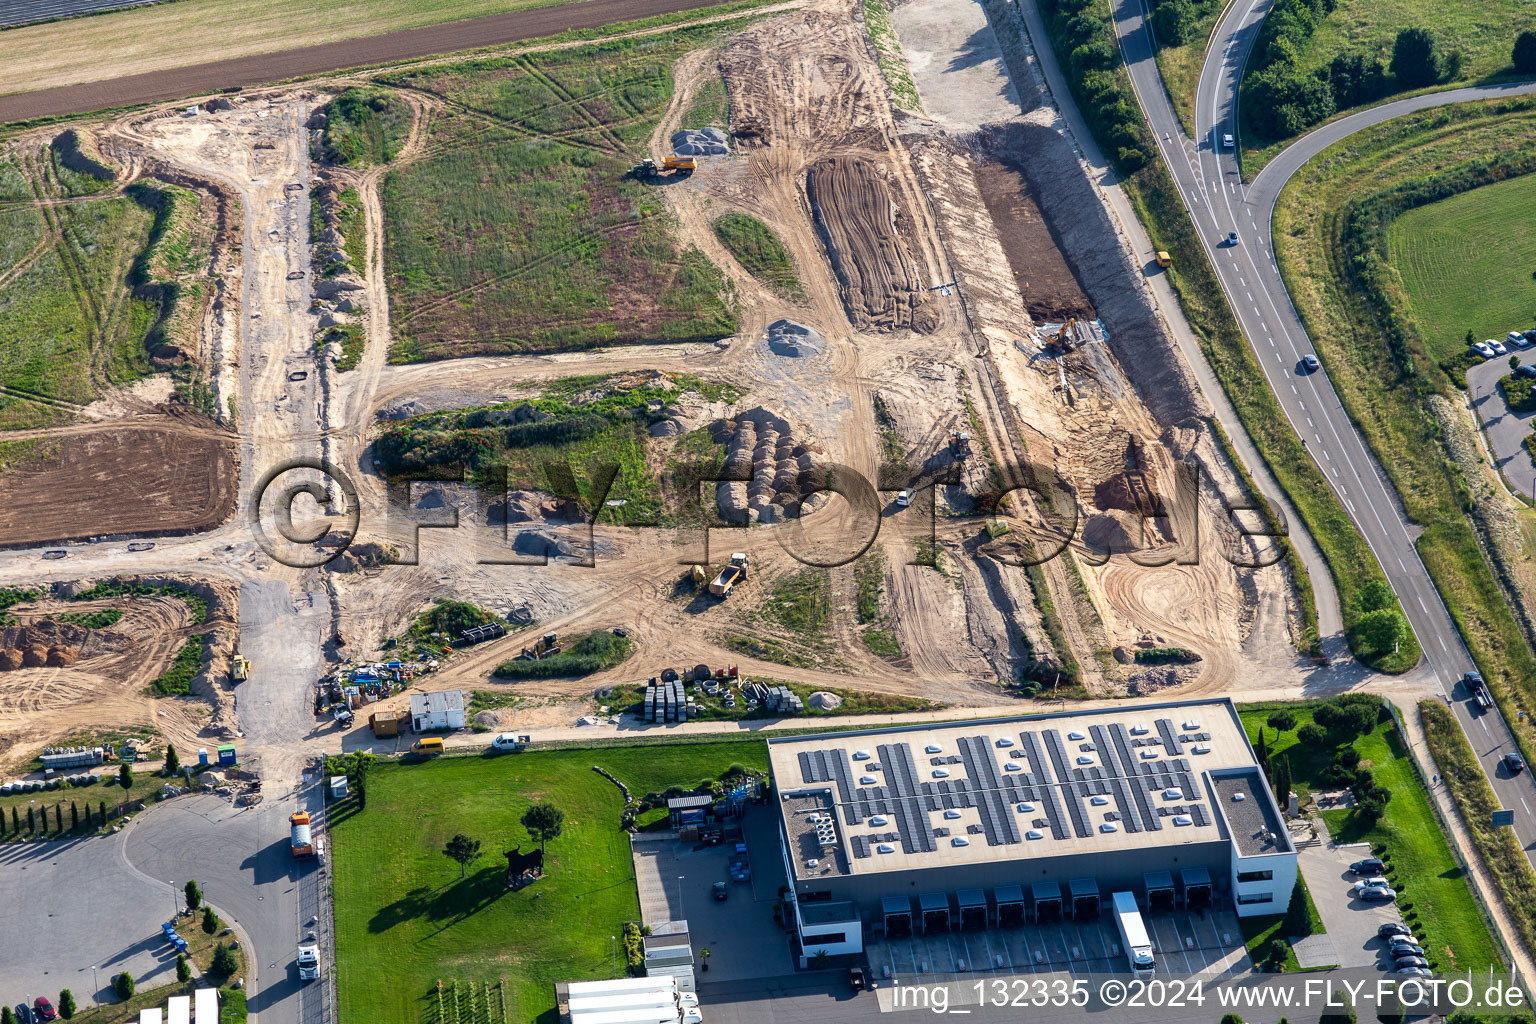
<box><xmin>0</xmin><ymin>0</ymin><xmax>742</xmax><ymax>124</ymax></box>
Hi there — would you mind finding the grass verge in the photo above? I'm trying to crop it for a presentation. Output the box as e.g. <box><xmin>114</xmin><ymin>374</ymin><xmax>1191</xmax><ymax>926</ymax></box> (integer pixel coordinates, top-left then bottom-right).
<box><xmin>492</xmin><ymin>630</ymin><xmax>631</xmax><ymax>679</ymax></box>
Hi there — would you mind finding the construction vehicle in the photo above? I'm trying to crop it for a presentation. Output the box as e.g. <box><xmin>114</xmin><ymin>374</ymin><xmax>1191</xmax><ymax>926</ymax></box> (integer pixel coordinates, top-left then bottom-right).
<box><xmin>708</xmin><ymin>553</ymin><xmax>750</xmax><ymax>597</ymax></box>
<box><xmin>231</xmin><ymin>654</ymin><xmax>251</xmax><ymax>684</ymax></box>
<box><xmin>519</xmin><ymin>631</ymin><xmax>562</xmax><ymax>661</ymax></box>
<box><xmin>626</xmin><ymin>155</ymin><xmax>697</xmax><ymax>180</ymax></box>
<box><xmin>1044</xmin><ymin>318</ymin><xmax>1077</xmax><ymax>355</ymax></box>
<box><xmin>949</xmin><ymin>430</ymin><xmax>972</xmax><ymax>458</ymax></box>
<box><xmin>688</xmin><ymin>564</ymin><xmax>709</xmax><ymax>587</ymax></box>
<box><xmin>290</xmin><ymin>811</ymin><xmax>315</xmax><ymax>857</ymax></box>
<box><xmin>1155</xmin><ymin>250</ymin><xmax>1172</xmax><ymax>269</ymax></box>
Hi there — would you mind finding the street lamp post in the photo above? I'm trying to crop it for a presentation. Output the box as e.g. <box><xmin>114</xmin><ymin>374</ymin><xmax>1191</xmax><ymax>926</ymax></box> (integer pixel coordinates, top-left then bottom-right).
<box><xmin>676</xmin><ymin>875</ymin><xmax>685</xmax><ymax>919</ymax></box>
<box><xmin>91</xmin><ymin>965</ymin><xmax>99</xmax><ymax>1008</ymax></box>
<box><xmin>611</xmin><ymin>935</ymin><xmax>617</xmax><ymax>978</ymax></box>
<box><xmin>169</xmin><ymin>880</ymin><xmax>178</xmax><ymax>920</ymax></box>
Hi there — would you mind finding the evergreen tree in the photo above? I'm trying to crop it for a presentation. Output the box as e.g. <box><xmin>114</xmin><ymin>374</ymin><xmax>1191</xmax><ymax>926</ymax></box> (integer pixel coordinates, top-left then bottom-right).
<box><xmin>176</xmin><ymin>954</ymin><xmax>191</xmax><ymax>984</ymax></box>
<box><xmin>185</xmin><ymin>879</ymin><xmax>202</xmax><ymax>913</ymax></box>
<box><xmin>114</xmin><ymin>972</ymin><xmax>135</xmax><ymax>1000</ymax></box>
<box><xmin>98</xmin><ymin>800</ymin><xmax>107</xmax><ymax>827</ymax></box>
<box><xmin>1516</xmin><ymin>31</ymin><xmax>1536</xmax><ymax>74</ymax></box>
<box><xmin>210</xmin><ymin>943</ymin><xmax>237</xmax><ymax>976</ymax></box>
<box><xmin>57</xmin><ymin>990</ymin><xmax>75</xmax><ymax>1020</ymax></box>
<box><xmin>202</xmin><ymin>907</ymin><xmax>220</xmax><ymax>935</ymax></box>
<box><xmin>70</xmin><ymin>802</ymin><xmax>79</xmax><ymax>830</ymax></box>
<box><xmin>165</xmin><ymin>744</ymin><xmax>180</xmax><ymax>775</ymax></box>
<box><xmin>1274</xmin><ymin>756</ymin><xmax>1292</xmax><ymax>814</ymax></box>
<box><xmin>4</xmin><ymin>1003</ymin><xmax>15</xmax><ymax>1024</ymax></box>
<box><xmin>1256</xmin><ymin>727</ymin><xmax>1269</xmax><ymax>766</ymax></box>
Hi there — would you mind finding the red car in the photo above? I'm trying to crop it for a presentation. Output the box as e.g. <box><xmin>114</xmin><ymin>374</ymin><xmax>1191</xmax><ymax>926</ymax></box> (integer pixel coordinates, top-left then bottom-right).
<box><xmin>33</xmin><ymin>998</ymin><xmax>57</xmax><ymax>1022</ymax></box>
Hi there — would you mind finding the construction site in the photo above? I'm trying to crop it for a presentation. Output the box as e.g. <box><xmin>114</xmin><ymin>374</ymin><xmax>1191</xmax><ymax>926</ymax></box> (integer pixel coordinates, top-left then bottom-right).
<box><xmin>0</xmin><ymin>0</ymin><xmax>1319</xmax><ymax>765</ymax></box>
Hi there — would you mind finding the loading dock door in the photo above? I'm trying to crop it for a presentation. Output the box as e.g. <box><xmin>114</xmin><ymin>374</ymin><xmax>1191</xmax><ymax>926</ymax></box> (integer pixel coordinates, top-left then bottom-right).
<box><xmin>1031</xmin><ymin>880</ymin><xmax>1063</xmax><ymax>923</ymax></box>
<box><xmin>882</xmin><ymin>894</ymin><xmax>913</xmax><ymax>938</ymax></box>
<box><xmin>957</xmin><ymin>889</ymin><xmax>988</xmax><ymax>930</ymax></box>
<box><xmin>1144</xmin><ymin>870</ymin><xmax>1175</xmax><ymax>914</ymax></box>
<box><xmin>995</xmin><ymin>884</ymin><xmax>1026</xmax><ymax>927</ymax></box>
<box><xmin>1068</xmin><ymin>877</ymin><xmax>1100</xmax><ymax>920</ymax></box>
<box><xmin>1180</xmin><ymin>867</ymin><xmax>1212</xmax><ymax>911</ymax></box>
<box><xmin>919</xmin><ymin>891</ymin><xmax>952</xmax><ymax>934</ymax></box>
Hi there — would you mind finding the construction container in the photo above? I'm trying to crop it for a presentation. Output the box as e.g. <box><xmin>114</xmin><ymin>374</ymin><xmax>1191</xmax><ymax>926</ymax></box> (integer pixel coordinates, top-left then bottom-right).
<box><xmin>369</xmin><ymin>711</ymin><xmax>400</xmax><ymax>737</ymax></box>
<box><xmin>217</xmin><ymin>745</ymin><xmax>237</xmax><ymax>766</ymax></box>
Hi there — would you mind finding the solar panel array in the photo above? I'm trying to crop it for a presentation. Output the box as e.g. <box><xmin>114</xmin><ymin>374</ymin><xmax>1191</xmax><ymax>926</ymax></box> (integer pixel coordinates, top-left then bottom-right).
<box><xmin>795</xmin><ymin>718</ymin><xmax>1215</xmax><ymax>860</ymax></box>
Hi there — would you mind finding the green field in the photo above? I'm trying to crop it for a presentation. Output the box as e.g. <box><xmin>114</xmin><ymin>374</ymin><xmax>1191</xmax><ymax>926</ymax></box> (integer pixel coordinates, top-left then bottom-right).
<box><xmin>711</xmin><ymin>213</ymin><xmax>803</xmax><ymax>299</ymax></box>
<box><xmin>371</xmin><ymin>373</ymin><xmax>727</xmax><ymax>525</ymax></box>
<box><xmin>330</xmin><ymin>741</ymin><xmax>769</xmax><ymax>1024</ymax></box>
<box><xmin>322</xmin><ymin>88</ymin><xmax>413</xmax><ymax>166</ymax></box>
<box><xmin>375</xmin><ymin>22</ymin><xmax>744</xmax><ymax>362</ymax></box>
<box><xmin>1237</xmin><ymin>700</ymin><xmax>1499</xmax><ymax>972</ymax></box>
<box><xmin>1301</xmin><ymin>0</ymin><xmax>1536</xmax><ymax>86</ymax></box>
<box><xmin>1389</xmin><ymin>172</ymin><xmax>1536</xmax><ymax>362</ymax></box>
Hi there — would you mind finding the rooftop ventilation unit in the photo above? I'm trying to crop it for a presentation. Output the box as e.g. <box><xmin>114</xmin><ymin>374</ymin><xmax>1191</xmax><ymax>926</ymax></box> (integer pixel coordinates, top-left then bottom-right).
<box><xmin>1004</xmin><ymin>763</ymin><xmax>1022</xmax><ymax>772</ymax></box>
<box><xmin>1099</xmin><ymin>823</ymin><xmax>1119</xmax><ymax>833</ymax></box>
<box><xmin>996</xmin><ymin>738</ymin><xmax>1015</xmax><ymax>748</ymax></box>
<box><xmin>1131</xmin><ymin>724</ymin><xmax>1149</xmax><ymax>735</ymax></box>
<box><xmin>1026</xmin><ymin>830</ymin><xmax>1044</xmax><ymax>840</ymax></box>
<box><xmin>1172</xmin><ymin>815</ymin><xmax>1193</xmax><ymax>827</ymax></box>
<box><xmin>870</xmin><ymin>815</ymin><xmax>889</xmax><ymax>826</ymax></box>
<box><xmin>1090</xmin><ymin>796</ymin><xmax>1108</xmax><ymax>806</ymax></box>
<box><xmin>1017</xmin><ymin>802</ymin><xmax>1035</xmax><ymax>812</ymax></box>
<box><xmin>853</xmin><ymin>750</ymin><xmax>871</xmax><ymax>760</ymax></box>
<box><xmin>877</xmin><ymin>843</ymin><xmax>895</xmax><ymax>854</ymax></box>
<box><xmin>926</xmin><ymin>744</ymin><xmax>943</xmax><ymax>754</ymax></box>
<box><xmin>1164</xmin><ymin>788</ymin><xmax>1182</xmax><ymax>800</ymax></box>
<box><xmin>860</xmin><ymin>775</ymin><xmax>877</xmax><ymax>785</ymax></box>
<box><xmin>1193</xmin><ymin>744</ymin><xmax>1211</xmax><ymax>754</ymax></box>
<box><xmin>952</xmin><ymin>837</ymin><xmax>970</xmax><ymax>847</ymax></box>
<box><xmin>932</xmin><ymin>769</ymin><xmax>950</xmax><ymax>779</ymax></box>
<box><xmin>1068</xmin><ymin>731</ymin><xmax>1086</xmax><ymax>741</ymax></box>
<box><xmin>1232</xmin><ymin>792</ymin><xmax>1247</xmax><ymax>802</ymax></box>
<box><xmin>1076</xmin><ymin>756</ymin><xmax>1093</xmax><ymax>765</ymax></box>
<box><xmin>1182</xmin><ymin>721</ymin><xmax>1201</xmax><ymax>731</ymax></box>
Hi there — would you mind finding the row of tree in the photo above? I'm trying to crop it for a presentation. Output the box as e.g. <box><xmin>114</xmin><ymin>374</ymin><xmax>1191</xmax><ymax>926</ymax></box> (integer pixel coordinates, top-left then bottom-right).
<box><xmin>1</xmin><ymin>747</ymin><xmax>194</xmax><ymax>839</ymax></box>
<box><xmin>1041</xmin><ymin>0</ymin><xmax>1154</xmax><ymax>172</ymax></box>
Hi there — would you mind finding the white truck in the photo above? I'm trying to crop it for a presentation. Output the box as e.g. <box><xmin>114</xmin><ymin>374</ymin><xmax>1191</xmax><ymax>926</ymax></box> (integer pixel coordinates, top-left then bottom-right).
<box><xmin>296</xmin><ymin>944</ymin><xmax>320</xmax><ymax>981</ymax></box>
<box><xmin>1111</xmin><ymin>891</ymin><xmax>1155</xmax><ymax>975</ymax></box>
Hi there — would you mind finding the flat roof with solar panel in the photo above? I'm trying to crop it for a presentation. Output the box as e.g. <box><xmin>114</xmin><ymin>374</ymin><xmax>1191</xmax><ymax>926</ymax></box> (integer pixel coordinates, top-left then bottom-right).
<box><xmin>768</xmin><ymin>698</ymin><xmax>1262</xmax><ymax>878</ymax></box>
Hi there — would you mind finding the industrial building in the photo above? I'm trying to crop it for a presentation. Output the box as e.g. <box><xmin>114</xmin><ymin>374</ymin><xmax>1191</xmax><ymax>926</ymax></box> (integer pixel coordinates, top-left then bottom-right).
<box><xmin>766</xmin><ymin>698</ymin><xmax>1295</xmax><ymax>959</ymax></box>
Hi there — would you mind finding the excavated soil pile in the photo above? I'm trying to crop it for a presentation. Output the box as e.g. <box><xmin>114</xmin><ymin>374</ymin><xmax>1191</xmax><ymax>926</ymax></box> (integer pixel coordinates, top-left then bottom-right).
<box><xmin>973</xmin><ymin>160</ymin><xmax>1093</xmax><ymax>322</ymax></box>
<box><xmin>0</xmin><ymin>413</ymin><xmax>238</xmax><ymax>547</ymax></box>
<box><xmin>672</xmin><ymin>127</ymin><xmax>729</xmax><ymax>155</ymax></box>
<box><xmin>1093</xmin><ymin>437</ymin><xmax>1163</xmax><ymax>517</ymax></box>
<box><xmin>711</xmin><ymin>407</ymin><xmax>829</xmax><ymax>523</ymax></box>
<box><xmin>806</xmin><ymin>156</ymin><xmax>936</xmax><ymax>333</ymax></box>
<box><xmin>0</xmin><ymin>620</ymin><xmax>90</xmax><ymax>672</ymax></box>
<box><xmin>765</xmin><ymin>318</ymin><xmax>826</xmax><ymax>357</ymax></box>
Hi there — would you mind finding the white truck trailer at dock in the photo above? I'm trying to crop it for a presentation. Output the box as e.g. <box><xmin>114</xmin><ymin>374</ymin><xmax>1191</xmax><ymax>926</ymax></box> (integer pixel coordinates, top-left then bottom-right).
<box><xmin>1111</xmin><ymin>891</ymin><xmax>1155</xmax><ymax>975</ymax></box>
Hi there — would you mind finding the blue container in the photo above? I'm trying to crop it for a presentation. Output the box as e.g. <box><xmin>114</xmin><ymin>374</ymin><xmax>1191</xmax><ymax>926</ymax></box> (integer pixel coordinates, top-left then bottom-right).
<box><xmin>197</xmin><ymin>748</ymin><xmax>209</xmax><ymax>767</ymax></box>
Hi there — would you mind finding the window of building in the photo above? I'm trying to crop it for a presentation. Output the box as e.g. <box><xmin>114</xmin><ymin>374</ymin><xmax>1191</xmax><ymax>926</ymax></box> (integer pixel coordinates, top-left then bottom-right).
<box><xmin>802</xmin><ymin>929</ymin><xmax>850</xmax><ymax>943</ymax></box>
<box><xmin>1236</xmin><ymin>870</ymin><xmax>1274</xmax><ymax>883</ymax></box>
<box><xmin>1237</xmin><ymin>893</ymin><xmax>1274</xmax><ymax>905</ymax></box>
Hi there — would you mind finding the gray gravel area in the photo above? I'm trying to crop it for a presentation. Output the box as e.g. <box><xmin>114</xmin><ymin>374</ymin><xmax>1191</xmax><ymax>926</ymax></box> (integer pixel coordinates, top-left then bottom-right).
<box><xmin>1295</xmin><ymin>841</ymin><xmax>1404</xmax><ymax>969</ymax></box>
<box><xmin>1468</xmin><ymin>348</ymin><xmax>1536</xmax><ymax>499</ymax></box>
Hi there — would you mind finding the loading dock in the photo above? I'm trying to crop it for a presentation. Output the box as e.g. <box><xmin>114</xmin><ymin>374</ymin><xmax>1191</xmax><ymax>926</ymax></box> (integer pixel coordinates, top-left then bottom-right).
<box><xmin>957</xmin><ymin>889</ymin><xmax>988</xmax><ymax>930</ymax></box>
<box><xmin>1144</xmin><ymin>870</ymin><xmax>1175</xmax><ymax>913</ymax></box>
<box><xmin>1068</xmin><ymin>877</ymin><xmax>1099</xmax><ymax>920</ymax></box>
<box><xmin>1032</xmin><ymin>880</ymin><xmax>1062</xmax><ymax>922</ymax></box>
<box><xmin>1180</xmin><ymin>866</ymin><xmax>1212</xmax><ymax>910</ymax></box>
<box><xmin>882</xmin><ymin>894</ymin><xmax>913</xmax><ymax>937</ymax></box>
<box><xmin>920</xmin><ymin>891</ymin><xmax>951</xmax><ymax>934</ymax></box>
<box><xmin>995</xmin><ymin>884</ymin><xmax>1025</xmax><ymax>927</ymax></box>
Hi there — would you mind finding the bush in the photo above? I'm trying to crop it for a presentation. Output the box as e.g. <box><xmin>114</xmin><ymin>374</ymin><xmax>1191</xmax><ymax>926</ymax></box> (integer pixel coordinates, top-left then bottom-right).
<box><xmin>1297</xmin><ymin>722</ymin><xmax>1327</xmax><ymax>745</ymax></box>
<box><xmin>1392</xmin><ymin>28</ymin><xmax>1442</xmax><ymax>89</ymax></box>
<box><xmin>1151</xmin><ymin>0</ymin><xmax>1198</xmax><ymax>46</ymax></box>
<box><xmin>1267</xmin><ymin>710</ymin><xmax>1297</xmax><ymax>732</ymax></box>
<box><xmin>57</xmin><ymin>991</ymin><xmax>75</xmax><ymax>1020</ymax></box>
<box><xmin>1515</xmin><ymin>31</ymin><xmax>1536</xmax><ymax>73</ymax></box>
<box><xmin>210</xmin><ymin>942</ymin><xmax>237</xmax><ymax>977</ymax></box>
<box><xmin>114</xmin><ymin>972</ymin><xmax>135</xmax><ymax>1000</ymax></box>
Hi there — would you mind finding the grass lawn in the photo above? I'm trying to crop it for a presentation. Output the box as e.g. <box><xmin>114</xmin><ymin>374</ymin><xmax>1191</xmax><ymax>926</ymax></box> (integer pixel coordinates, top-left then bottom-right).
<box><xmin>492</xmin><ymin>630</ymin><xmax>633</xmax><ymax>679</ymax></box>
<box><xmin>1389</xmin><ymin>172</ymin><xmax>1536</xmax><ymax>363</ymax></box>
<box><xmin>711</xmin><ymin>212</ymin><xmax>803</xmax><ymax>300</ymax></box>
<box><xmin>1238</xmin><ymin>879</ymin><xmax>1324</xmax><ymax>972</ymax></box>
<box><xmin>1275</xmin><ymin>96</ymin><xmax>1536</xmax><ymax>747</ymax></box>
<box><xmin>376</xmin><ymin>22</ymin><xmax>744</xmax><ymax>362</ymax></box>
<box><xmin>330</xmin><ymin>741</ymin><xmax>768</xmax><ymax>1024</ymax></box>
<box><xmin>1299</xmin><ymin>0</ymin><xmax>1536</xmax><ymax>89</ymax></box>
<box><xmin>1237</xmin><ymin>700</ymin><xmax>1500</xmax><ymax>972</ymax></box>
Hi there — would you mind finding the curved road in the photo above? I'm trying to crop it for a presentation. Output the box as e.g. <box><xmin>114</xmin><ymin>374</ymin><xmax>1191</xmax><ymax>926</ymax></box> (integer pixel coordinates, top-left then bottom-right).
<box><xmin>1108</xmin><ymin>0</ymin><xmax>1536</xmax><ymax>855</ymax></box>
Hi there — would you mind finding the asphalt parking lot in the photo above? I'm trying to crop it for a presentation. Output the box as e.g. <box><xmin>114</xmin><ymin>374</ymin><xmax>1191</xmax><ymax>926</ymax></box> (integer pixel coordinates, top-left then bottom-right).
<box><xmin>633</xmin><ymin>808</ymin><xmax>793</xmax><ymax>982</ymax></box>
<box><xmin>0</xmin><ymin>831</ymin><xmax>183</xmax><ymax>1006</ymax></box>
<box><xmin>1296</xmin><ymin>841</ymin><xmax>1406</xmax><ymax>969</ymax></box>
<box><xmin>865</xmin><ymin>907</ymin><xmax>1249</xmax><ymax>982</ymax></box>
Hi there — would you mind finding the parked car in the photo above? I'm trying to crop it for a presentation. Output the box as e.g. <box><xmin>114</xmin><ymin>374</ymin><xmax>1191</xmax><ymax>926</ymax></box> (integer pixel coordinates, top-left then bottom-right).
<box><xmin>14</xmin><ymin>1005</ymin><xmax>34</xmax><ymax>1024</ymax></box>
<box><xmin>1355</xmin><ymin>885</ymin><xmax>1396</xmax><ymax>901</ymax></box>
<box><xmin>1390</xmin><ymin>939</ymin><xmax>1424</xmax><ymax>956</ymax></box>
<box><xmin>1504</xmin><ymin>752</ymin><xmax>1526</xmax><ymax>774</ymax></box>
<box><xmin>1394</xmin><ymin>954</ymin><xmax>1429</xmax><ymax>968</ymax></box>
<box><xmin>1474</xmin><ymin>341</ymin><xmax>1496</xmax><ymax>359</ymax></box>
<box><xmin>1226</xmin><ymin>231</ymin><xmax>1239</xmax><ymax>246</ymax></box>
<box><xmin>1516</xmin><ymin>364</ymin><xmax>1536</xmax><ymax>379</ymax></box>
<box><xmin>1490</xmin><ymin>338</ymin><xmax>1509</xmax><ymax>355</ymax></box>
<box><xmin>32</xmin><ymin>999</ymin><xmax>56</xmax><ymax>1022</ymax></box>
<box><xmin>712</xmin><ymin>881</ymin><xmax>728</xmax><ymax>901</ymax></box>
<box><xmin>490</xmin><ymin>733</ymin><xmax>526</xmax><ymax>752</ymax></box>
<box><xmin>1378</xmin><ymin>922</ymin><xmax>1413</xmax><ymax>939</ymax></box>
<box><xmin>850</xmin><ymin>966</ymin><xmax>867</xmax><ymax>991</ymax></box>
<box><xmin>1394</xmin><ymin>966</ymin><xmax>1433</xmax><ymax>978</ymax></box>
<box><xmin>1222</xmin><ymin>133</ymin><xmax>1235</xmax><ymax>148</ymax></box>
<box><xmin>1523</xmin><ymin>329</ymin><xmax>1536</xmax><ymax>344</ymax></box>
<box><xmin>1356</xmin><ymin>876</ymin><xmax>1389</xmax><ymax>890</ymax></box>
<box><xmin>896</xmin><ymin>490</ymin><xmax>912</xmax><ymax>508</ymax></box>
<box><xmin>1301</xmin><ymin>354</ymin><xmax>1321</xmax><ymax>373</ymax></box>
<box><xmin>1509</xmin><ymin>331</ymin><xmax>1530</xmax><ymax>348</ymax></box>
<box><xmin>1350</xmin><ymin>857</ymin><xmax>1385</xmax><ymax>875</ymax></box>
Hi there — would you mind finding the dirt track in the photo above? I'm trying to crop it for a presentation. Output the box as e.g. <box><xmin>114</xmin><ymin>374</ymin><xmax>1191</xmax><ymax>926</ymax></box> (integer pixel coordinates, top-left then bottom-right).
<box><xmin>0</xmin><ymin>415</ymin><xmax>237</xmax><ymax>547</ymax></box>
<box><xmin>0</xmin><ymin>0</ymin><xmax>734</xmax><ymax>124</ymax></box>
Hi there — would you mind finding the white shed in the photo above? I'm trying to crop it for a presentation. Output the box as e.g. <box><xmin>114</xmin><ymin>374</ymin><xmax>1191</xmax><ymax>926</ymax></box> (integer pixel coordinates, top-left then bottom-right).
<box><xmin>410</xmin><ymin>690</ymin><xmax>466</xmax><ymax>732</ymax></box>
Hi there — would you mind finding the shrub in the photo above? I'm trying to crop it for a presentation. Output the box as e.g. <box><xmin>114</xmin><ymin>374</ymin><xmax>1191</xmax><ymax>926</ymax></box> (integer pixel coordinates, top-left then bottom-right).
<box><xmin>1392</xmin><ymin>28</ymin><xmax>1442</xmax><ymax>89</ymax></box>
<box><xmin>210</xmin><ymin>942</ymin><xmax>237</xmax><ymax>976</ymax></box>
<box><xmin>114</xmin><ymin>973</ymin><xmax>135</xmax><ymax>1000</ymax></box>
<box><xmin>1515</xmin><ymin>31</ymin><xmax>1536</xmax><ymax>73</ymax></box>
<box><xmin>1297</xmin><ymin>722</ymin><xmax>1328</xmax><ymax>745</ymax></box>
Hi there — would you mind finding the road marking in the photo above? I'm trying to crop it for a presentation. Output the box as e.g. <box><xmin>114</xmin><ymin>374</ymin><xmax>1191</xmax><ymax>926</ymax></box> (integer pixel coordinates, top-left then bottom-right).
<box><xmin>1307</xmin><ymin>417</ymin><xmax>1314</xmax><ymax>427</ymax></box>
<box><xmin>1523</xmin><ymin>797</ymin><xmax>1533</xmax><ymax>816</ymax></box>
<box><xmin>1346</xmin><ymin>498</ymin><xmax>1357</xmax><ymax>514</ymax></box>
<box><xmin>1438</xmin><ymin>636</ymin><xmax>1448</xmax><ymax>651</ymax></box>
<box><xmin>1290</xmin><ymin>384</ymin><xmax>1297</xmax><ymax>394</ymax></box>
<box><xmin>1418</xmin><ymin>596</ymin><xmax>1429</xmax><ymax>613</ymax></box>
<box><xmin>1323</xmin><ymin>450</ymin><xmax>1332</xmax><ymax>461</ymax></box>
<box><xmin>1481</xmin><ymin>717</ymin><xmax>1490</xmax><ymax>734</ymax></box>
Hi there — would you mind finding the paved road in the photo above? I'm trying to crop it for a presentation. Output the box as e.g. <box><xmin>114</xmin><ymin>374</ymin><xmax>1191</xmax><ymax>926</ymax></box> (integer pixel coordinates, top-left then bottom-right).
<box><xmin>1107</xmin><ymin>0</ymin><xmax>1536</xmax><ymax>854</ymax></box>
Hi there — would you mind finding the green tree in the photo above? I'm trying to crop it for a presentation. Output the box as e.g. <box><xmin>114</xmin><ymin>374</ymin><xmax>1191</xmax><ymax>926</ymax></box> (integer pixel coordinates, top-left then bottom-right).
<box><xmin>1353</xmin><ymin>608</ymin><xmax>1409</xmax><ymax>656</ymax></box>
<box><xmin>1151</xmin><ymin>0</ymin><xmax>1196</xmax><ymax>46</ymax></box>
<box><xmin>1267</xmin><ymin>710</ymin><xmax>1297</xmax><ymax>732</ymax></box>
<box><xmin>27</xmin><ymin>806</ymin><xmax>35</xmax><ymax>833</ymax></box>
<box><xmin>444</xmin><ymin>832</ymin><xmax>482</xmax><ymax>877</ymax></box>
<box><xmin>522</xmin><ymin>802</ymin><xmax>566</xmax><ymax>856</ymax></box>
<box><xmin>1511</xmin><ymin>355</ymin><xmax>1522</xmax><ymax>373</ymax></box>
<box><xmin>1320</xmin><ymin>990</ymin><xmax>1357</xmax><ymax>1024</ymax></box>
<box><xmin>1357</xmin><ymin>578</ymin><xmax>1397</xmax><ymax>613</ymax></box>
<box><xmin>58</xmin><ymin>990</ymin><xmax>75</xmax><ymax>1020</ymax></box>
<box><xmin>202</xmin><ymin>907</ymin><xmax>220</xmax><ymax>935</ymax></box>
<box><xmin>1274</xmin><ymin>755</ymin><xmax>1292</xmax><ymax>814</ymax></box>
<box><xmin>119</xmin><ymin>762</ymin><xmax>133</xmax><ymax>792</ymax></box>
<box><xmin>8</xmin><ymin>806</ymin><xmax>15</xmax><ymax>833</ymax></box>
<box><xmin>70</xmin><ymin>802</ymin><xmax>79</xmax><ymax>830</ymax></box>
<box><xmin>1391</xmin><ymin>28</ymin><xmax>1441</xmax><ymax>88</ymax></box>
<box><xmin>1283</xmin><ymin>876</ymin><xmax>1312</xmax><ymax>937</ymax></box>
<box><xmin>185</xmin><ymin>879</ymin><xmax>202</xmax><ymax>913</ymax></box>
<box><xmin>114</xmin><ymin>972</ymin><xmax>135</xmax><ymax>1000</ymax></box>
<box><xmin>1515</xmin><ymin>31</ymin><xmax>1536</xmax><ymax>73</ymax></box>
<box><xmin>1222</xmin><ymin>1015</ymin><xmax>1246</xmax><ymax>1024</ymax></box>
<box><xmin>210</xmin><ymin>943</ymin><xmax>237</xmax><ymax>976</ymax></box>
<box><xmin>4</xmin><ymin>1004</ymin><xmax>15</xmax><ymax>1024</ymax></box>
<box><xmin>164</xmin><ymin>743</ymin><xmax>180</xmax><ymax>775</ymax></box>
<box><xmin>1266</xmin><ymin>938</ymin><xmax>1288</xmax><ymax>970</ymax></box>
<box><xmin>98</xmin><ymin>800</ymin><xmax>106</xmax><ymax>826</ymax></box>
<box><xmin>1255</xmin><ymin>727</ymin><xmax>1269</xmax><ymax>766</ymax></box>
<box><xmin>176</xmin><ymin>954</ymin><xmax>191</xmax><ymax>984</ymax></box>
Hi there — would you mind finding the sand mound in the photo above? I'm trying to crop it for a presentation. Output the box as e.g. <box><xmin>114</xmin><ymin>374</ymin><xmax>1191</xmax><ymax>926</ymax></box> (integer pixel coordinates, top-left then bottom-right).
<box><xmin>807</xmin><ymin>691</ymin><xmax>843</xmax><ymax>710</ymax></box>
<box><xmin>672</xmin><ymin>127</ymin><xmax>729</xmax><ymax>155</ymax></box>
